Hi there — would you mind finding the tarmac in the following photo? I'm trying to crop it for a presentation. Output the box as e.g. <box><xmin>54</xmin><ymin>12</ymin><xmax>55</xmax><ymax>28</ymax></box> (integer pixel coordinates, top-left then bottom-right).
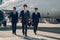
<box><xmin>0</xmin><ymin>23</ymin><xmax>60</xmax><ymax>40</ymax></box>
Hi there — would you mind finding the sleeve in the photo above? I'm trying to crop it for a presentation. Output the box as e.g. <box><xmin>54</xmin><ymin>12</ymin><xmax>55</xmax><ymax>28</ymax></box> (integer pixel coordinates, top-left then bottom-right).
<box><xmin>28</xmin><ymin>11</ymin><xmax>30</xmax><ymax>19</ymax></box>
<box><xmin>16</xmin><ymin>12</ymin><xmax>19</xmax><ymax>19</ymax></box>
<box><xmin>38</xmin><ymin>12</ymin><xmax>41</xmax><ymax>18</ymax></box>
<box><xmin>9</xmin><ymin>12</ymin><xmax>12</xmax><ymax>18</ymax></box>
<box><xmin>19</xmin><ymin>11</ymin><xmax>22</xmax><ymax>17</ymax></box>
<box><xmin>32</xmin><ymin>13</ymin><xmax>34</xmax><ymax>19</ymax></box>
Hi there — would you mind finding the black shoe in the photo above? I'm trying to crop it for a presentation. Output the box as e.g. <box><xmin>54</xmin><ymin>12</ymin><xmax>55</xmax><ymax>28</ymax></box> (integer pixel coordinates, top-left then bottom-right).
<box><xmin>12</xmin><ymin>32</ymin><xmax>14</xmax><ymax>34</ymax></box>
<box><xmin>14</xmin><ymin>33</ymin><xmax>16</xmax><ymax>35</ymax></box>
<box><xmin>34</xmin><ymin>32</ymin><xmax>37</xmax><ymax>35</ymax></box>
<box><xmin>25</xmin><ymin>34</ymin><xmax>27</xmax><ymax>37</ymax></box>
<box><xmin>23</xmin><ymin>33</ymin><xmax>24</xmax><ymax>35</ymax></box>
<box><xmin>13</xmin><ymin>33</ymin><xmax>16</xmax><ymax>35</ymax></box>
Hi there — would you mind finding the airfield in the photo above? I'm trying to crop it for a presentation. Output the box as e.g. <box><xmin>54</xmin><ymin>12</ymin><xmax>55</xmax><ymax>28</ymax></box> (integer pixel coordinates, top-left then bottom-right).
<box><xmin>0</xmin><ymin>22</ymin><xmax>60</xmax><ymax>40</ymax></box>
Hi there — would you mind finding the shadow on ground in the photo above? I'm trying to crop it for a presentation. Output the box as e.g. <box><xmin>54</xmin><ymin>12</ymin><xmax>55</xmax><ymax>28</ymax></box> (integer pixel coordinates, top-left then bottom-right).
<box><xmin>23</xmin><ymin>36</ymin><xmax>46</xmax><ymax>40</ymax></box>
<box><xmin>0</xmin><ymin>26</ymin><xmax>60</xmax><ymax>34</ymax></box>
<box><xmin>16</xmin><ymin>34</ymin><xmax>46</xmax><ymax>40</ymax></box>
<box><xmin>0</xmin><ymin>26</ymin><xmax>60</xmax><ymax>40</ymax></box>
<box><xmin>37</xmin><ymin>34</ymin><xmax>60</xmax><ymax>40</ymax></box>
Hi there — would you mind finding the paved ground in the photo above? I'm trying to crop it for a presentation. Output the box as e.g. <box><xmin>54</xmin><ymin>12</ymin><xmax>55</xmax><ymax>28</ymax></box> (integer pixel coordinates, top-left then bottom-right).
<box><xmin>0</xmin><ymin>29</ymin><xmax>60</xmax><ymax>40</ymax></box>
<box><xmin>0</xmin><ymin>23</ymin><xmax>60</xmax><ymax>40</ymax></box>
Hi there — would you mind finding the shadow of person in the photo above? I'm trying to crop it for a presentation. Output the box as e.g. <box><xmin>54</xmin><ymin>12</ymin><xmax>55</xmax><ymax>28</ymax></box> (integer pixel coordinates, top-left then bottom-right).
<box><xmin>23</xmin><ymin>36</ymin><xmax>46</xmax><ymax>40</ymax></box>
<box><xmin>37</xmin><ymin>34</ymin><xmax>60</xmax><ymax>40</ymax></box>
<box><xmin>15</xmin><ymin>34</ymin><xmax>46</xmax><ymax>40</ymax></box>
<box><xmin>15</xmin><ymin>34</ymin><xmax>24</xmax><ymax>37</ymax></box>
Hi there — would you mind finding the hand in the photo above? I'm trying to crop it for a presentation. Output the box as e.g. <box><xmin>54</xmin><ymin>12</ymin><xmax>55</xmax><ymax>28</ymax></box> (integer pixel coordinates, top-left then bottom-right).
<box><xmin>29</xmin><ymin>19</ymin><xmax>32</xmax><ymax>21</ymax></box>
<box><xmin>28</xmin><ymin>19</ymin><xmax>31</xmax><ymax>20</ymax></box>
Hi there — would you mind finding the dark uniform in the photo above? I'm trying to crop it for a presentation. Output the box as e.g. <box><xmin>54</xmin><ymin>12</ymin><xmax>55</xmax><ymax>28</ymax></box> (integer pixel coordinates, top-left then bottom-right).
<box><xmin>20</xmin><ymin>10</ymin><xmax>30</xmax><ymax>36</ymax></box>
<box><xmin>10</xmin><ymin>11</ymin><xmax>18</xmax><ymax>35</ymax></box>
<box><xmin>32</xmin><ymin>12</ymin><xmax>41</xmax><ymax>34</ymax></box>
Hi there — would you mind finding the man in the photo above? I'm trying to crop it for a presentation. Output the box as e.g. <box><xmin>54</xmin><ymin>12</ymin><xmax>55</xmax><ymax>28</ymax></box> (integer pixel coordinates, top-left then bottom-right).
<box><xmin>10</xmin><ymin>7</ymin><xmax>18</xmax><ymax>35</ymax></box>
<box><xmin>32</xmin><ymin>8</ymin><xmax>41</xmax><ymax>35</ymax></box>
<box><xmin>20</xmin><ymin>4</ymin><xmax>30</xmax><ymax>36</ymax></box>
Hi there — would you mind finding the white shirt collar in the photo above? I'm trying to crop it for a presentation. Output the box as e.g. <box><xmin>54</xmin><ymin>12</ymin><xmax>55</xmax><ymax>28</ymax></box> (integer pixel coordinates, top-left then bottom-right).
<box><xmin>35</xmin><ymin>12</ymin><xmax>38</xmax><ymax>14</ymax></box>
<box><xmin>24</xmin><ymin>10</ymin><xmax>27</xmax><ymax>13</ymax></box>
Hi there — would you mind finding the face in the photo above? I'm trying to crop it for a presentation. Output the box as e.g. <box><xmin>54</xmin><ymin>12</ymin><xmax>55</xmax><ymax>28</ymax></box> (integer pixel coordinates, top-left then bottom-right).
<box><xmin>35</xmin><ymin>9</ymin><xmax>38</xmax><ymax>12</ymax></box>
<box><xmin>24</xmin><ymin>6</ymin><xmax>27</xmax><ymax>10</ymax></box>
<box><xmin>13</xmin><ymin>9</ymin><xmax>16</xmax><ymax>11</ymax></box>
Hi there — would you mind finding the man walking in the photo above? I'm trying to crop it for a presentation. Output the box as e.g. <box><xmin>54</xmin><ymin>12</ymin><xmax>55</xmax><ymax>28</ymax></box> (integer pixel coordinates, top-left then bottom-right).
<box><xmin>10</xmin><ymin>7</ymin><xmax>18</xmax><ymax>35</ymax></box>
<box><xmin>32</xmin><ymin>8</ymin><xmax>41</xmax><ymax>35</ymax></box>
<box><xmin>20</xmin><ymin>4</ymin><xmax>30</xmax><ymax>37</ymax></box>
